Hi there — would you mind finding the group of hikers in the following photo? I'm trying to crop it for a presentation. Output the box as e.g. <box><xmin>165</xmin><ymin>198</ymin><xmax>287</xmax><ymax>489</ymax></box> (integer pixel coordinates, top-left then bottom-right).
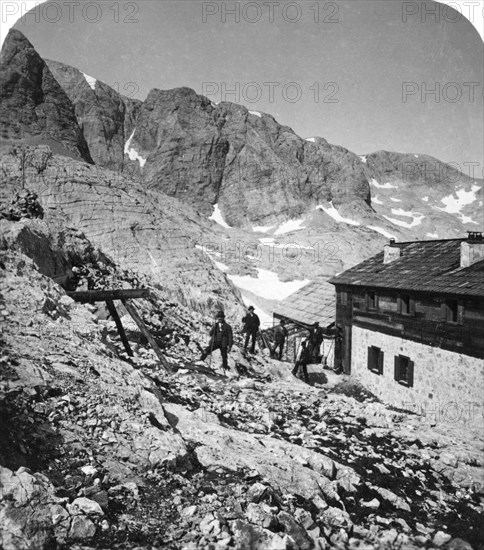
<box><xmin>198</xmin><ymin>306</ymin><xmax>329</xmax><ymax>383</ymax></box>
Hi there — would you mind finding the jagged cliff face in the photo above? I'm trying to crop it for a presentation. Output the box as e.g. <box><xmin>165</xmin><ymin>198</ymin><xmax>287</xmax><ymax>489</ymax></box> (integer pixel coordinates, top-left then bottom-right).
<box><xmin>44</xmin><ymin>57</ymin><xmax>481</xmax><ymax>235</ymax></box>
<box><xmin>0</xmin><ymin>30</ymin><xmax>92</xmax><ymax>164</ymax></box>
<box><xmin>42</xmin><ymin>61</ymin><xmax>373</xmax><ymax>226</ymax></box>
<box><xmin>45</xmin><ymin>59</ymin><xmax>141</xmax><ymax>172</ymax></box>
<box><xmin>132</xmin><ymin>88</ymin><xmax>229</xmax><ymax>208</ymax></box>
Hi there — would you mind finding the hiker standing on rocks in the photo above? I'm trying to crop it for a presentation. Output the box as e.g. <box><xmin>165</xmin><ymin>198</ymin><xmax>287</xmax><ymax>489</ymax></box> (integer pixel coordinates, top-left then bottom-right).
<box><xmin>309</xmin><ymin>321</ymin><xmax>324</xmax><ymax>362</ymax></box>
<box><xmin>292</xmin><ymin>339</ymin><xmax>311</xmax><ymax>383</ymax></box>
<box><xmin>271</xmin><ymin>319</ymin><xmax>288</xmax><ymax>360</ymax></box>
<box><xmin>200</xmin><ymin>311</ymin><xmax>233</xmax><ymax>370</ymax></box>
<box><xmin>242</xmin><ymin>306</ymin><xmax>260</xmax><ymax>354</ymax></box>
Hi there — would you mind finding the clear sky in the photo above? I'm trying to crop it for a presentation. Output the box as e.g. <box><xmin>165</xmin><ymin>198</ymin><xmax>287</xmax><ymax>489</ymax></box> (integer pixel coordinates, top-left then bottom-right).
<box><xmin>9</xmin><ymin>0</ymin><xmax>484</xmax><ymax>177</ymax></box>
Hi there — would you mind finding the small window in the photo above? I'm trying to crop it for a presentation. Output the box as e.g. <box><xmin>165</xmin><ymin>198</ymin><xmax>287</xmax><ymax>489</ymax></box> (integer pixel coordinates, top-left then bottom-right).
<box><xmin>398</xmin><ymin>295</ymin><xmax>415</xmax><ymax>316</ymax></box>
<box><xmin>366</xmin><ymin>291</ymin><xmax>378</xmax><ymax>310</ymax></box>
<box><xmin>338</xmin><ymin>290</ymin><xmax>348</xmax><ymax>305</ymax></box>
<box><xmin>394</xmin><ymin>355</ymin><xmax>414</xmax><ymax>387</ymax></box>
<box><xmin>442</xmin><ymin>299</ymin><xmax>461</xmax><ymax>323</ymax></box>
<box><xmin>367</xmin><ymin>346</ymin><xmax>384</xmax><ymax>375</ymax></box>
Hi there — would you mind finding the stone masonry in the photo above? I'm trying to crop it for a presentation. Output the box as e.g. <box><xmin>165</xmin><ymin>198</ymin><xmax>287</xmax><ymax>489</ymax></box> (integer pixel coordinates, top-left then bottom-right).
<box><xmin>351</xmin><ymin>325</ymin><xmax>484</xmax><ymax>427</ymax></box>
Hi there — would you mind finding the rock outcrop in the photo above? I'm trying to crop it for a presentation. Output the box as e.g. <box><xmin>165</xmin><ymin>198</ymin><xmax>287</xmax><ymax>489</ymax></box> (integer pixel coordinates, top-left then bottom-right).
<box><xmin>0</xmin><ymin>146</ymin><xmax>243</xmax><ymax>314</ymax></box>
<box><xmin>48</xmin><ymin>69</ymin><xmax>481</xmax><ymax>235</ymax></box>
<box><xmin>0</xmin><ymin>30</ymin><xmax>92</xmax><ymax>164</ymax></box>
<box><xmin>46</xmin><ymin>59</ymin><xmax>142</xmax><ymax>171</ymax></box>
<box><xmin>118</xmin><ymin>89</ymin><xmax>373</xmax><ymax>226</ymax></box>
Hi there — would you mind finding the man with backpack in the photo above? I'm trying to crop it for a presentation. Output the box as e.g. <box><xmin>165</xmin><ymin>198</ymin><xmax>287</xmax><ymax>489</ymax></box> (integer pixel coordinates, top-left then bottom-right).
<box><xmin>271</xmin><ymin>318</ymin><xmax>288</xmax><ymax>360</ymax></box>
<box><xmin>199</xmin><ymin>311</ymin><xmax>233</xmax><ymax>370</ymax></box>
<box><xmin>242</xmin><ymin>306</ymin><xmax>260</xmax><ymax>354</ymax></box>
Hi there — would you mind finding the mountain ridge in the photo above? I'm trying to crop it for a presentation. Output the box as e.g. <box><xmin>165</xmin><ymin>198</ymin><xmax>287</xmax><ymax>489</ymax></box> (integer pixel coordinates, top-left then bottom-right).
<box><xmin>40</xmin><ymin>56</ymin><xmax>482</xmax><ymax>235</ymax></box>
<box><xmin>1</xmin><ymin>29</ymin><xmax>482</xmax><ymax>320</ymax></box>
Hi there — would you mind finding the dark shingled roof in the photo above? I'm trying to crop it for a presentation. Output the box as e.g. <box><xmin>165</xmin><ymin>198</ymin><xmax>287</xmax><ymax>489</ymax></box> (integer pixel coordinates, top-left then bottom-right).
<box><xmin>273</xmin><ymin>281</ymin><xmax>336</xmax><ymax>326</ymax></box>
<box><xmin>329</xmin><ymin>238</ymin><xmax>484</xmax><ymax>297</ymax></box>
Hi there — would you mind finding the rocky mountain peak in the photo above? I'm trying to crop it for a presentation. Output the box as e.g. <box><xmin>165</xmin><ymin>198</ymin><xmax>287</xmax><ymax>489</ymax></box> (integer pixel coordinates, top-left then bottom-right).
<box><xmin>45</xmin><ymin>58</ymin><xmax>141</xmax><ymax>171</ymax></box>
<box><xmin>0</xmin><ymin>30</ymin><xmax>93</xmax><ymax>164</ymax></box>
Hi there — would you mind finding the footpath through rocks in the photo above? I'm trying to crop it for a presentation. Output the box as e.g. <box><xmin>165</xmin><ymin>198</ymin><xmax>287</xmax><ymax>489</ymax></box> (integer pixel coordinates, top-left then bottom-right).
<box><xmin>0</xmin><ymin>250</ymin><xmax>483</xmax><ymax>550</ymax></box>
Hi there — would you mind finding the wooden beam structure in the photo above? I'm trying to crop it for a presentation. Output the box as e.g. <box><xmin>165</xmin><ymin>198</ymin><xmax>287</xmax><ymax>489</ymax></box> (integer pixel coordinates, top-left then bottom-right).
<box><xmin>66</xmin><ymin>289</ymin><xmax>151</xmax><ymax>303</ymax></box>
<box><xmin>105</xmin><ymin>299</ymin><xmax>133</xmax><ymax>357</ymax></box>
<box><xmin>122</xmin><ymin>299</ymin><xmax>173</xmax><ymax>372</ymax></box>
<box><xmin>67</xmin><ymin>288</ymin><xmax>172</xmax><ymax>372</ymax></box>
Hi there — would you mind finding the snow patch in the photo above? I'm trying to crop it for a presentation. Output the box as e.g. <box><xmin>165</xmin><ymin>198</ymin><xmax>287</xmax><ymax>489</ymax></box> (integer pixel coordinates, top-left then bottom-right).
<box><xmin>438</xmin><ymin>185</ymin><xmax>480</xmax><ymax>214</ymax></box>
<box><xmin>414</xmin><ymin>155</ymin><xmax>419</xmax><ymax>158</ymax></box>
<box><xmin>274</xmin><ymin>219</ymin><xmax>306</xmax><ymax>235</ymax></box>
<box><xmin>124</xmin><ymin>130</ymin><xmax>147</xmax><ymax>168</ymax></box>
<box><xmin>305</xmin><ymin>137</ymin><xmax>316</xmax><ymax>143</ymax></box>
<box><xmin>359</xmin><ymin>156</ymin><xmax>367</xmax><ymax>163</ymax></box>
<box><xmin>391</xmin><ymin>208</ymin><xmax>418</xmax><ymax>218</ymax></box>
<box><xmin>368</xmin><ymin>226</ymin><xmax>396</xmax><ymax>239</ymax></box>
<box><xmin>82</xmin><ymin>73</ymin><xmax>96</xmax><ymax>90</ymax></box>
<box><xmin>383</xmin><ymin>210</ymin><xmax>425</xmax><ymax>229</ymax></box>
<box><xmin>209</xmin><ymin>204</ymin><xmax>231</xmax><ymax>228</ymax></box>
<box><xmin>249</xmin><ymin>110</ymin><xmax>262</xmax><ymax>118</ymax></box>
<box><xmin>228</xmin><ymin>268</ymin><xmax>310</xmax><ymax>301</ymax></box>
<box><xmin>372</xmin><ymin>196</ymin><xmax>383</xmax><ymax>206</ymax></box>
<box><xmin>422</xmin><ymin>196</ymin><xmax>429</xmax><ymax>202</ymax></box>
<box><xmin>459</xmin><ymin>214</ymin><xmax>479</xmax><ymax>225</ymax></box>
<box><xmin>427</xmin><ymin>232</ymin><xmax>439</xmax><ymax>239</ymax></box>
<box><xmin>253</xmin><ymin>225</ymin><xmax>274</xmax><ymax>233</ymax></box>
<box><xmin>370</xmin><ymin>179</ymin><xmax>398</xmax><ymax>189</ymax></box>
<box><xmin>213</xmin><ymin>260</ymin><xmax>229</xmax><ymax>272</ymax></box>
<box><xmin>390</xmin><ymin>198</ymin><xmax>402</xmax><ymax>203</ymax></box>
<box><xmin>316</xmin><ymin>201</ymin><xmax>360</xmax><ymax>226</ymax></box>
<box><xmin>258</xmin><ymin>237</ymin><xmax>276</xmax><ymax>246</ymax></box>
<box><xmin>195</xmin><ymin>245</ymin><xmax>229</xmax><ymax>272</ymax></box>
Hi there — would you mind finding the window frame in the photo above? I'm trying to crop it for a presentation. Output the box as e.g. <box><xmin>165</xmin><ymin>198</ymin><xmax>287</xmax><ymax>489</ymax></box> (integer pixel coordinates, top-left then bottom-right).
<box><xmin>394</xmin><ymin>354</ymin><xmax>414</xmax><ymax>387</ymax></box>
<box><xmin>442</xmin><ymin>299</ymin><xmax>463</xmax><ymax>324</ymax></box>
<box><xmin>366</xmin><ymin>290</ymin><xmax>378</xmax><ymax>310</ymax></box>
<box><xmin>367</xmin><ymin>345</ymin><xmax>384</xmax><ymax>375</ymax></box>
<box><xmin>397</xmin><ymin>294</ymin><xmax>415</xmax><ymax>316</ymax></box>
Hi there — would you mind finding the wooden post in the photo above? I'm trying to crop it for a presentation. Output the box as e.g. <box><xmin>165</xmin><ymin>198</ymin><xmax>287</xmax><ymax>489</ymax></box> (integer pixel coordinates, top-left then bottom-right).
<box><xmin>105</xmin><ymin>299</ymin><xmax>133</xmax><ymax>357</ymax></box>
<box><xmin>122</xmin><ymin>299</ymin><xmax>172</xmax><ymax>372</ymax></box>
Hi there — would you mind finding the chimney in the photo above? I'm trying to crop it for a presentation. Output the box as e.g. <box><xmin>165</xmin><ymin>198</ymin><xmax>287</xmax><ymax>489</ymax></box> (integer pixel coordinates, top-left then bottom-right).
<box><xmin>383</xmin><ymin>240</ymin><xmax>401</xmax><ymax>264</ymax></box>
<box><xmin>461</xmin><ymin>232</ymin><xmax>484</xmax><ymax>267</ymax></box>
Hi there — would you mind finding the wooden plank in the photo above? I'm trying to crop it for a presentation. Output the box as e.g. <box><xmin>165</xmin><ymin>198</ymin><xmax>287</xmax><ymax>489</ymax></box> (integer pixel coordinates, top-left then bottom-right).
<box><xmin>105</xmin><ymin>299</ymin><xmax>133</xmax><ymax>357</ymax></box>
<box><xmin>122</xmin><ymin>299</ymin><xmax>173</xmax><ymax>372</ymax></box>
<box><xmin>67</xmin><ymin>289</ymin><xmax>151</xmax><ymax>303</ymax></box>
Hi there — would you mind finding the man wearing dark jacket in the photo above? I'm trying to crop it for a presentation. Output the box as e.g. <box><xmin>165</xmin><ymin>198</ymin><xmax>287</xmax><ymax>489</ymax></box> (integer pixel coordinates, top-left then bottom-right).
<box><xmin>200</xmin><ymin>311</ymin><xmax>233</xmax><ymax>370</ymax></box>
<box><xmin>242</xmin><ymin>306</ymin><xmax>260</xmax><ymax>354</ymax></box>
<box><xmin>292</xmin><ymin>339</ymin><xmax>311</xmax><ymax>383</ymax></box>
<box><xmin>271</xmin><ymin>319</ymin><xmax>288</xmax><ymax>360</ymax></box>
<box><xmin>309</xmin><ymin>321</ymin><xmax>324</xmax><ymax>362</ymax></box>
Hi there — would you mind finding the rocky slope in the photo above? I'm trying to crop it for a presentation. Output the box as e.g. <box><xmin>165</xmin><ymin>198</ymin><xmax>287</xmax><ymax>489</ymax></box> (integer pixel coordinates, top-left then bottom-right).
<box><xmin>363</xmin><ymin>151</ymin><xmax>483</xmax><ymax>239</ymax></box>
<box><xmin>0</xmin><ymin>30</ymin><xmax>92</xmax><ymax>164</ymax></box>
<box><xmin>0</xmin><ymin>228</ymin><xmax>483</xmax><ymax>550</ymax></box>
<box><xmin>0</xmin><ymin>147</ymin><xmax>243</xmax><ymax>315</ymax></box>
